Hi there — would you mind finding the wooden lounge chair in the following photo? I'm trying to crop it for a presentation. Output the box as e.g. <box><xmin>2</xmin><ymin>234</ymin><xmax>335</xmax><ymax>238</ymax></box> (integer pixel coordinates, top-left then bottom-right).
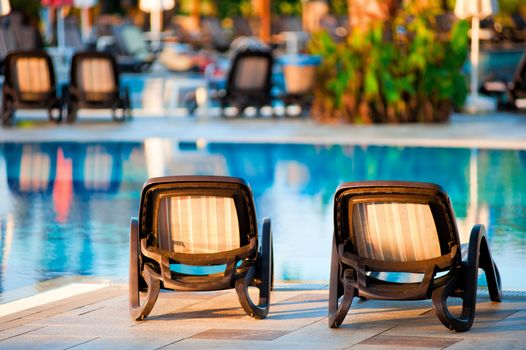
<box><xmin>220</xmin><ymin>49</ymin><xmax>273</xmax><ymax>116</ymax></box>
<box><xmin>329</xmin><ymin>181</ymin><xmax>502</xmax><ymax>332</ymax></box>
<box><xmin>129</xmin><ymin>176</ymin><xmax>273</xmax><ymax>321</ymax></box>
<box><xmin>1</xmin><ymin>50</ymin><xmax>62</xmax><ymax>126</ymax></box>
<box><xmin>65</xmin><ymin>51</ymin><xmax>131</xmax><ymax>123</ymax></box>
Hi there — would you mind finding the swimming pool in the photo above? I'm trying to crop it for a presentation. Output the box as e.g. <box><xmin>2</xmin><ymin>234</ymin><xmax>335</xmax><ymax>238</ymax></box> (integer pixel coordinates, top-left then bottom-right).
<box><xmin>0</xmin><ymin>141</ymin><xmax>525</xmax><ymax>294</ymax></box>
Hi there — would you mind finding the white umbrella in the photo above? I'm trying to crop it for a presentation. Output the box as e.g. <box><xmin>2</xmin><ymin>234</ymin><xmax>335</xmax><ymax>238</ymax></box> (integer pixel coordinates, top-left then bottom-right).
<box><xmin>74</xmin><ymin>0</ymin><xmax>96</xmax><ymax>41</ymax></box>
<box><xmin>455</xmin><ymin>0</ymin><xmax>499</xmax><ymax>113</ymax></box>
<box><xmin>0</xmin><ymin>0</ymin><xmax>11</xmax><ymax>16</ymax></box>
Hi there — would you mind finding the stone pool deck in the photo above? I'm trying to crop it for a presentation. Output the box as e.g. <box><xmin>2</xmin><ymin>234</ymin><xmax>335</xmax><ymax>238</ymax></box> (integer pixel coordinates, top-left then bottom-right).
<box><xmin>1</xmin><ymin>111</ymin><xmax>526</xmax><ymax>150</ymax></box>
<box><xmin>0</xmin><ymin>283</ymin><xmax>525</xmax><ymax>349</ymax></box>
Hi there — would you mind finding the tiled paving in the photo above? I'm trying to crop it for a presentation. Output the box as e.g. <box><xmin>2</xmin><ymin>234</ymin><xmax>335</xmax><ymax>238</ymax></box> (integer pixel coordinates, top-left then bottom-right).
<box><xmin>0</xmin><ymin>284</ymin><xmax>524</xmax><ymax>349</ymax></box>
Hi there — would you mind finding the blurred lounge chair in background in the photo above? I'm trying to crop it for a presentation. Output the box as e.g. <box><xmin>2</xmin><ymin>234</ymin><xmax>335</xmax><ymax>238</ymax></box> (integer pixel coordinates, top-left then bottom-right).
<box><xmin>218</xmin><ymin>47</ymin><xmax>273</xmax><ymax>117</ymax></box>
<box><xmin>65</xmin><ymin>51</ymin><xmax>131</xmax><ymax>122</ymax></box>
<box><xmin>1</xmin><ymin>50</ymin><xmax>62</xmax><ymax>126</ymax></box>
<box><xmin>481</xmin><ymin>50</ymin><xmax>526</xmax><ymax>110</ymax></box>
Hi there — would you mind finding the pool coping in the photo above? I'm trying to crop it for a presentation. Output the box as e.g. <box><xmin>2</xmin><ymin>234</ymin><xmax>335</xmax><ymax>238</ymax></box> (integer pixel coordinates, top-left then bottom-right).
<box><xmin>0</xmin><ymin>112</ymin><xmax>525</xmax><ymax>150</ymax></box>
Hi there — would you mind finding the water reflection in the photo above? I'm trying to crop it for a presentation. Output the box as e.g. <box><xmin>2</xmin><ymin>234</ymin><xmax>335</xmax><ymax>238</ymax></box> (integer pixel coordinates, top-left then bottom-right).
<box><xmin>0</xmin><ymin>142</ymin><xmax>144</xmax><ymax>292</ymax></box>
<box><xmin>0</xmin><ymin>141</ymin><xmax>525</xmax><ymax>293</ymax></box>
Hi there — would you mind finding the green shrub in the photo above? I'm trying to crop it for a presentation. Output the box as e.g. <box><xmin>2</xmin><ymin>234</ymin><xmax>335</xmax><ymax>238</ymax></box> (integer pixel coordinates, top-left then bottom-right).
<box><xmin>308</xmin><ymin>5</ymin><xmax>469</xmax><ymax>123</ymax></box>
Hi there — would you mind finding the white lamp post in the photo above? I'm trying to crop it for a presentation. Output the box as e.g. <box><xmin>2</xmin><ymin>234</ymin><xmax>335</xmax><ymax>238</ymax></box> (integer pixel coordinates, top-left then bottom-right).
<box><xmin>139</xmin><ymin>0</ymin><xmax>175</xmax><ymax>49</ymax></box>
<box><xmin>0</xmin><ymin>0</ymin><xmax>11</xmax><ymax>16</ymax></box>
<box><xmin>73</xmin><ymin>0</ymin><xmax>96</xmax><ymax>42</ymax></box>
<box><xmin>455</xmin><ymin>0</ymin><xmax>499</xmax><ymax>113</ymax></box>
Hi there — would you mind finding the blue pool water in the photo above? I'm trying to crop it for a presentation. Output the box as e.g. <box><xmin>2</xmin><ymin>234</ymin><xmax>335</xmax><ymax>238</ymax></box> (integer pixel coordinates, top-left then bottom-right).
<box><xmin>0</xmin><ymin>142</ymin><xmax>525</xmax><ymax>293</ymax></box>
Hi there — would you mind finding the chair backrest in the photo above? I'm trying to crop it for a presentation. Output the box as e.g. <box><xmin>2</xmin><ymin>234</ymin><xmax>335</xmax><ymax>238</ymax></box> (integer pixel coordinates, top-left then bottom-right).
<box><xmin>71</xmin><ymin>51</ymin><xmax>119</xmax><ymax>101</ymax></box>
<box><xmin>157</xmin><ymin>195</ymin><xmax>241</xmax><ymax>254</ymax></box>
<box><xmin>334</xmin><ymin>181</ymin><xmax>461</xmax><ymax>265</ymax></box>
<box><xmin>226</xmin><ymin>50</ymin><xmax>273</xmax><ymax>98</ymax></box>
<box><xmin>139</xmin><ymin>176</ymin><xmax>257</xmax><ymax>259</ymax></box>
<box><xmin>5</xmin><ymin>50</ymin><xmax>55</xmax><ymax>101</ymax></box>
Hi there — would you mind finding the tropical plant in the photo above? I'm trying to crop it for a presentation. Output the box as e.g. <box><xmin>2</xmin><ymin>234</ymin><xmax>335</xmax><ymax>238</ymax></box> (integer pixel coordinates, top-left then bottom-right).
<box><xmin>308</xmin><ymin>3</ymin><xmax>469</xmax><ymax>123</ymax></box>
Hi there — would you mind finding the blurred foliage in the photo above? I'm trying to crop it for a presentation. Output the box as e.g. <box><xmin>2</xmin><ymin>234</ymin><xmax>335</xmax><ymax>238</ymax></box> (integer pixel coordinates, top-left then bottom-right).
<box><xmin>272</xmin><ymin>0</ymin><xmax>302</xmax><ymax>15</ymax></box>
<box><xmin>308</xmin><ymin>2</ymin><xmax>469</xmax><ymax>123</ymax></box>
<box><xmin>215</xmin><ymin>0</ymin><xmax>246</xmax><ymax>18</ymax></box>
<box><xmin>330</xmin><ymin>0</ymin><xmax>348</xmax><ymax>16</ymax></box>
<box><xmin>10</xmin><ymin>0</ymin><xmax>40</xmax><ymax>19</ymax></box>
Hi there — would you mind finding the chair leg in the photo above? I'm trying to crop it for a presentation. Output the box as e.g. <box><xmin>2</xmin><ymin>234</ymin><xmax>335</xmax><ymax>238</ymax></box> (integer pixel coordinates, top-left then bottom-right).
<box><xmin>478</xmin><ymin>230</ymin><xmax>502</xmax><ymax>302</ymax></box>
<box><xmin>432</xmin><ymin>224</ymin><xmax>499</xmax><ymax>332</ymax></box>
<box><xmin>235</xmin><ymin>218</ymin><xmax>272</xmax><ymax>319</ymax></box>
<box><xmin>129</xmin><ymin>218</ymin><xmax>160</xmax><ymax>321</ymax></box>
<box><xmin>329</xmin><ymin>236</ymin><xmax>356</xmax><ymax>328</ymax></box>
<box><xmin>1</xmin><ymin>97</ymin><xmax>14</xmax><ymax>126</ymax></box>
<box><xmin>124</xmin><ymin>88</ymin><xmax>132</xmax><ymax>120</ymax></box>
<box><xmin>67</xmin><ymin>101</ymin><xmax>78</xmax><ymax>123</ymax></box>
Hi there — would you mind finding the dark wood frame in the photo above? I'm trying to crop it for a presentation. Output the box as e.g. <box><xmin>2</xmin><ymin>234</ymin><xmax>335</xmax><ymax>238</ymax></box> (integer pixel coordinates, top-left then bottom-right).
<box><xmin>1</xmin><ymin>50</ymin><xmax>62</xmax><ymax>126</ymax></box>
<box><xmin>329</xmin><ymin>181</ymin><xmax>502</xmax><ymax>332</ymax></box>
<box><xmin>129</xmin><ymin>175</ymin><xmax>273</xmax><ymax>321</ymax></box>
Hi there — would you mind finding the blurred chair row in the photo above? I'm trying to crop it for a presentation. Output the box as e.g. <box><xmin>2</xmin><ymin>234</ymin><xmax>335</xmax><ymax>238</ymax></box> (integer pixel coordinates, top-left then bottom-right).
<box><xmin>1</xmin><ymin>50</ymin><xmax>131</xmax><ymax>127</ymax></box>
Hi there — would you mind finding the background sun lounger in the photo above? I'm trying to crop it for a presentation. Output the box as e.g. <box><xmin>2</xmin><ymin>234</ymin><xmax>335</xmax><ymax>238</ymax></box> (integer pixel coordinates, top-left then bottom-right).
<box><xmin>219</xmin><ymin>49</ymin><xmax>273</xmax><ymax>117</ymax></box>
<box><xmin>1</xmin><ymin>50</ymin><xmax>62</xmax><ymax>126</ymax></box>
<box><xmin>65</xmin><ymin>51</ymin><xmax>131</xmax><ymax>123</ymax></box>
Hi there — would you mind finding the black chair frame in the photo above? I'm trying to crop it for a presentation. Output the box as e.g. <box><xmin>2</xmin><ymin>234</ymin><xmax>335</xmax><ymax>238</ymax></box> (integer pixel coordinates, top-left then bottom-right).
<box><xmin>329</xmin><ymin>181</ymin><xmax>502</xmax><ymax>332</ymax></box>
<box><xmin>129</xmin><ymin>176</ymin><xmax>273</xmax><ymax>321</ymax></box>
<box><xmin>65</xmin><ymin>51</ymin><xmax>131</xmax><ymax>123</ymax></box>
<box><xmin>1</xmin><ymin>50</ymin><xmax>62</xmax><ymax>126</ymax></box>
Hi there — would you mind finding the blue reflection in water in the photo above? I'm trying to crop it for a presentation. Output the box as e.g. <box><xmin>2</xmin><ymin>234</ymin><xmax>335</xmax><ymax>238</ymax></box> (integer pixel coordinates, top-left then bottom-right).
<box><xmin>0</xmin><ymin>142</ymin><xmax>525</xmax><ymax>293</ymax></box>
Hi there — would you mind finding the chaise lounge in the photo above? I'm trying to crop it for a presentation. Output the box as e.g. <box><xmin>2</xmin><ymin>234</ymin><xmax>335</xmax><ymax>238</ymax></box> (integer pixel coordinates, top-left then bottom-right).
<box><xmin>65</xmin><ymin>51</ymin><xmax>131</xmax><ymax>123</ymax></box>
<box><xmin>1</xmin><ymin>50</ymin><xmax>62</xmax><ymax>126</ymax></box>
<box><xmin>129</xmin><ymin>175</ymin><xmax>273</xmax><ymax>321</ymax></box>
<box><xmin>329</xmin><ymin>181</ymin><xmax>502</xmax><ymax>332</ymax></box>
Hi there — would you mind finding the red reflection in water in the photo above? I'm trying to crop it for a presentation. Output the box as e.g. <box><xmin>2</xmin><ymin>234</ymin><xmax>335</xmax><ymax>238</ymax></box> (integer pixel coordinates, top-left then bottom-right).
<box><xmin>52</xmin><ymin>147</ymin><xmax>73</xmax><ymax>223</ymax></box>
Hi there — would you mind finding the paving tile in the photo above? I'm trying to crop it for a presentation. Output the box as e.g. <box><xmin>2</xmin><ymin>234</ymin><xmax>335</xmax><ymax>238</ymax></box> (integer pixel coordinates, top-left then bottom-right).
<box><xmin>70</xmin><ymin>335</ymin><xmax>196</xmax><ymax>350</ymax></box>
<box><xmin>0</xmin><ymin>325</ymin><xmax>44</xmax><ymax>341</ymax></box>
<box><xmin>446</xmin><ymin>337</ymin><xmax>526</xmax><ymax>350</ymax></box>
<box><xmin>274</xmin><ymin>317</ymin><xmax>388</xmax><ymax>349</ymax></box>
<box><xmin>358</xmin><ymin>334</ymin><xmax>461</xmax><ymax>348</ymax></box>
<box><xmin>190</xmin><ymin>328</ymin><xmax>288</xmax><ymax>341</ymax></box>
<box><xmin>0</xmin><ymin>334</ymin><xmax>96</xmax><ymax>350</ymax></box>
<box><xmin>162</xmin><ymin>338</ymin><xmax>295</xmax><ymax>350</ymax></box>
